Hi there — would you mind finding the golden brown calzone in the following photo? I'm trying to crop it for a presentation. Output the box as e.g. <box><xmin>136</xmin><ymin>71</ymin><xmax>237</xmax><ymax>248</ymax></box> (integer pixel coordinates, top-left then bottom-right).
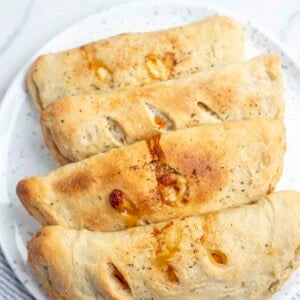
<box><xmin>27</xmin><ymin>16</ymin><xmax>244</xmax><ymax>110</ymax></box>
<box><xmin>17</xmin><ymin>118</ymin><xmax>285</xmax><ymax>231</ymax></box>
<box><xmin>28</xmin><ymin>191</ymin><xmax>300</xmax><ymax>300</ymax></box>
<box><xmin>41</xmin><ymin>55</ymin><xmax>284</xmax><ymax>164</ymax></box>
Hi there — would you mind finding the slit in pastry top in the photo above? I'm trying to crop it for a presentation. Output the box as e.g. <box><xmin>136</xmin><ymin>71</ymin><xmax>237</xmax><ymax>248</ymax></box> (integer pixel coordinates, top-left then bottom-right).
<box><xmin>27</xmin><ymin>16</ymin><xmax>244</xmax><ymax>109</ymax></box>
<box><xmin>27</xmin><ymin>191</ymin><xmax>300</xmax><ymax>300</ymax></box>
<box><xmin>17</xmin><ymin>118</ymin><xmax>285</xmax><ymax>231</ymax></box>
<box><xmin>41</xmin><ymin>55</ymin><xmax>284</xmax><ymax>164</ymax></box>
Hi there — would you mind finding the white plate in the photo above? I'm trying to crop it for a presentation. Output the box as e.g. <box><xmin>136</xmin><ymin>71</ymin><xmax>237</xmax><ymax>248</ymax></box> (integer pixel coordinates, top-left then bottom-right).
<box><xmin>0</xmin><ymin>0</ymin><xmax>299</xmax><ymax>299</ymax></box>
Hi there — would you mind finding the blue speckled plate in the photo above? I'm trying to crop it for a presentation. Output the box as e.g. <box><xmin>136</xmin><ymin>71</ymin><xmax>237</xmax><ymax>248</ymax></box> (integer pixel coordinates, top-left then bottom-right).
<box><xmin>0</xmin><ymin>0</ymin><xmax>299</xmax><ymax>299</ymax></box>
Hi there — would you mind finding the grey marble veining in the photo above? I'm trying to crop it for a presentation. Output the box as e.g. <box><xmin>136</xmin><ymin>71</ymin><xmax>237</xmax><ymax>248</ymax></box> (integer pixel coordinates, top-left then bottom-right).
<box><xmin>280</xmin><ymin>9</ymin><xmax>300</xmax><ymax>40</ymax></box>
<box><xmin>0</xmin><ymin>0</ymin><xmax>34</xmax><ymax>55</ymax></box>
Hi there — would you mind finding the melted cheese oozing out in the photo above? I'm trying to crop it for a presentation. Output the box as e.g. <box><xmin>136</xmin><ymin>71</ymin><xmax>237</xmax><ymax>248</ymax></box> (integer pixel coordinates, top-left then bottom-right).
<box><xmin>97</xmin><ymin>66</ymin><xmax>112</xmax><ymax>82</ymax></box>
<box><xmin>145</xmin><ymin>54</ymin><xmax>170</xmax><ymax>81</ymax></box>
<box><xmin>161</xmin><ymin>175</ymin><xmax>187</xmax><ymax>206</ymax></box>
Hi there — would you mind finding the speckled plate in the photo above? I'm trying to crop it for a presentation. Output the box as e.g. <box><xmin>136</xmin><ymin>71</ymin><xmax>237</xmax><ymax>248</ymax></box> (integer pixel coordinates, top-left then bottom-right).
<box><xmin>0</xmin><ymin>0</ymin><xmax>299</xmax><ymax>299</ymax></box>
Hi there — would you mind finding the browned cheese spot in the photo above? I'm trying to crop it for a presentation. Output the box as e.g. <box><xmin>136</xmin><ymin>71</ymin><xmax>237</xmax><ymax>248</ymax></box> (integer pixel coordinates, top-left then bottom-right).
<box><xmin>109</xmin><ymin>189</ymin><xmax>140</xmax><ymax>226</ymax></box>
<box><xmin>147</xmin><ymin>135</ymin><xmax>188</xmax><ymax>206</ymax></box>
<box><xmin>110</xmin><ymin>189</ymin><xmax>126</xmax><ymax>209</ymax></box>
<box><xmin>153</xmin><ymin>222</ymin><xmax>181</xmax><ymax>283</ymax></box>
<box><xmin>81</xmin><ymin>46</ymin><xmax>112</xmax><ymax>83</ymax></box>
<box><xmin>145</xmin><ymin>52</ymin><xmax>176</xmax><ymax>80</ymax></box>
<box><xmin>200</xmin><ymin>214</ymin><xmax>218</xmax><ymax>245</ymax></box>
<box><xmin>148</xmin><ymin>135</ymin><xmax>165</xmax><ymax>162</ymax></box>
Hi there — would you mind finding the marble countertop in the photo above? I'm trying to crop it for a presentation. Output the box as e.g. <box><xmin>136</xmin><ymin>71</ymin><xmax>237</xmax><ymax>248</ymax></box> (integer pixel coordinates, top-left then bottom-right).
<box><xmin>0</xmin><ymin>1</ymin><xmax>299</xmax><ymax>298</ymax></box>
<box><xmin>0</xmin><ymin>0</ymin><xmax>299</xmax><ymax>101</ymax></box>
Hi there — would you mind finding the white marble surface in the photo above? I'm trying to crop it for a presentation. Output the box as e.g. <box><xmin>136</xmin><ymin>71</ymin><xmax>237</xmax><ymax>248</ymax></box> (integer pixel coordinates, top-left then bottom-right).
<box><xmin>0</xmin><ymin>0</ymin><xmax>299</xmax><ymax>101</ymax></box>
<box><xmin>0</xmin><ymin>1</ymin><xmax>299</xmax><ymax>298</ymax></box>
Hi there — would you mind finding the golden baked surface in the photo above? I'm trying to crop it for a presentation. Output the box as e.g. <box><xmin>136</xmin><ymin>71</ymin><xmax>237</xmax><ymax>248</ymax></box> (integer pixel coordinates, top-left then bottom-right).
<box><xmin>13</xmin><ymin>11</ymin><xmax>300</xmax><ymax>299</ymax></box>
<box><xmin>28</xmin><ymin>191</ymin><xmax>300</xmax><ymax>300</ymax></box>
<box><xmin>41</xmin><ymin>55</ymin><xmax>284</xmax><ymax>164</ymax></box>
<box><xmin>17</xmin><ymin>118</ymin><xmax>285</xmax><ymax>231</ymax></box>
<box><xmin>27</xmin><ymin>16</ymin><xmax>244</xmax><ymax>110</ymax></box>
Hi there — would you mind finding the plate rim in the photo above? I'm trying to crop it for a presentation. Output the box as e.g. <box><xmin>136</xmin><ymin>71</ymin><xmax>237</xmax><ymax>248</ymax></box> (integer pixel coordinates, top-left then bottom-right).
<box><xmin>0</xmin><ymin>0</ymin><xmax>299</xmax><ymax>298</ymax></box>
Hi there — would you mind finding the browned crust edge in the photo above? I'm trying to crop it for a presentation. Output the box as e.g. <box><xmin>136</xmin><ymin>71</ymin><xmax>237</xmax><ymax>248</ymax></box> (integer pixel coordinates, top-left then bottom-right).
<box><xmin>16</xmin><ymin>178</ymin><xmax>56</xmax><ymax>226</ymax></box>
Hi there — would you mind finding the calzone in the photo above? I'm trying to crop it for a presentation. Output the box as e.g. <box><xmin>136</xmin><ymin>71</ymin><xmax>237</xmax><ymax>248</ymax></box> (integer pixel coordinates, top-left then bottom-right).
<box><xmin>27</xmin><ymin>16</ymin><xmax>244</xmax><ymax>110</ymax></box>
<box><xmin>41</xmin><ymin>55</ymin><xmax>284</xmax><ymax>164</ymax></box>
<box><xmin>17</xmin><ymin>118</ymin><xmax>285</xmax><ymax>231</ymax></box>
<box><xmin>28</xmin><ymin>191</ymin><xmax>300</xmax><ymax>300</ymax></box>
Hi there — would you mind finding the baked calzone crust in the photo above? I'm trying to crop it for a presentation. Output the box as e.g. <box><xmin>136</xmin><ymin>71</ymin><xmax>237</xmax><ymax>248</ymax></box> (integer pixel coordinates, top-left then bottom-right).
<box><xmin>28</xmin><ymin>191</ymin><xmax>300</xmax><ymax>300</ymax></box>
<box><xmin>41</xmin><ymin>55</ymin><xmax>284</xmax><ymax>164</ymax></box>
<box><xmin>27</xmin><ymin>16</ymin><xmax>244</xmax><ymax>110</ymax></box>
<box><xmin>17</xmin><ymin>118</ymin><xmax>285</xmax><ymax>231</ymax></box>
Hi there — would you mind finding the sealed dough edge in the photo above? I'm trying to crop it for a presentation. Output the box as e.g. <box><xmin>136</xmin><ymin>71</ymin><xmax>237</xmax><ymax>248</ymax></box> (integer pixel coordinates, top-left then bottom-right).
<box><xmin>28</xmin><ymin>191</ymin><xmax>300</xmax><ymax>300</ymax></box>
